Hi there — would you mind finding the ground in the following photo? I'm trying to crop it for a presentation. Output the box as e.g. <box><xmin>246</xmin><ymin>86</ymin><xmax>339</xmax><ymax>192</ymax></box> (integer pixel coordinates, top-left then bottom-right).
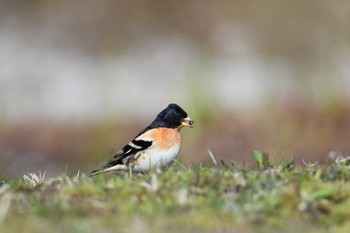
<box><xmin>1</xmin><ymin>152</ymin><xmax>350</xmax><ymax>233</ymax></box>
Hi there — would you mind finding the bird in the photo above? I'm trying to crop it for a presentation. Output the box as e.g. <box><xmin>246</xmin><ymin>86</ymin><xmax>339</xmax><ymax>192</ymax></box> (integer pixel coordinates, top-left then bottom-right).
<box><xmin>89</xmin><ymin>103</ymin><xmax>194</xmax><ymax>176</ymax></box>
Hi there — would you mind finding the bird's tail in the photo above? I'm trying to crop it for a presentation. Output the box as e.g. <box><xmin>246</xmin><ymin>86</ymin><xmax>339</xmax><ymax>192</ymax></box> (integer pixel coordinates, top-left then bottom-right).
<box><xmin>88</xmin><ymin>162</ymin><xmax>128</xmax><ymax>177</ymax></box>
<box><xmin>88</xmin><ymin>168</ymin><xmax>105</xmax><ymax>177</ymax></box>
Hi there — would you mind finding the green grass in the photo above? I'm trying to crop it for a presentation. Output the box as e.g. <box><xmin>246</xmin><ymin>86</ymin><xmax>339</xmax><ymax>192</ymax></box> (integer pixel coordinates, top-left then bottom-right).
<box><xmin>1</xmin><ymin>152</ymin><xmax>350</xmax><ymax>233</ymax></box>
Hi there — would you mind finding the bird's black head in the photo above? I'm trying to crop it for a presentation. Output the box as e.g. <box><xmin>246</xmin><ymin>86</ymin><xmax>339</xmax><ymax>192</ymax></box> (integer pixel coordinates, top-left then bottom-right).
<box><xmin>152</xmin><ymin>103</ymin><xmax>194</xmax><ymax>129</ymax></box>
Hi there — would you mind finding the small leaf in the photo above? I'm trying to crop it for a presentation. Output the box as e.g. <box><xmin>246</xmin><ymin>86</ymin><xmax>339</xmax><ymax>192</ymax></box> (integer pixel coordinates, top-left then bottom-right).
<box><xmin>281</xmin><ymin>157</ymin><xmax>294</xmax><ymax>171</ymax></box>
<box><xmin>314</xmin><ymin>168</ymin><xmax>324</xmax><ymax>180</ymax></box>
<box><xmin>251</xmin><ymin>150</ymin><xmax>269</xmax><ymax>168</ymax></box>
<box><xmin>313</xmin><ymin>188</ymin><xmax>336</xmax><ymax>200</ymax></box>
<box><xmin>220</xmin><ymin>160</ymin><xmax>230</xmax><ymax>170</ymax></box>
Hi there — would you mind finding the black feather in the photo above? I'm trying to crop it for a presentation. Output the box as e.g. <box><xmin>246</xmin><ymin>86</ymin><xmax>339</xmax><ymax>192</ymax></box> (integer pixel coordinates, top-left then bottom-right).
<box><xmin>132</xmin><ymin>139</ymin><xmax>152</xmax><ymax>148</ymax></box>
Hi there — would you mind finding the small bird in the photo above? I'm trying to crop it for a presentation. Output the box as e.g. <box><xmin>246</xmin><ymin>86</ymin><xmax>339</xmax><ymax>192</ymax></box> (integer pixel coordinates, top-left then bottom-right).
<box><xmin>89</xmin><ymin>103</ymin><xmax>194</xmax><ymax>176</ymax></box>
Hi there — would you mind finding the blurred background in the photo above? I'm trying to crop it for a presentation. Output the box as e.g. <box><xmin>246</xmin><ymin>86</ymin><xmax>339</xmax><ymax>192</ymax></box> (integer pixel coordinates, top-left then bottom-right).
<box><xmin>1</xmin><ymin>0</ymin><xmax>350</xmax><ymax>179</ymax></box>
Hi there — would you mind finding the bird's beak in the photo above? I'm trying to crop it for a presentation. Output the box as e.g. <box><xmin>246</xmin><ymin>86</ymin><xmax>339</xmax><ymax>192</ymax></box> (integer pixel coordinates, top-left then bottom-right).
<box><xmin>181</xmin><ymin>117</ymin><xmax>194</xmax><ymax>128</ymax></box>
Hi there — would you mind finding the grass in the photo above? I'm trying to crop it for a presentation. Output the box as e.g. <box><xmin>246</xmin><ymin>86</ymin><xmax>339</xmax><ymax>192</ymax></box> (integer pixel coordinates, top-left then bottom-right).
<box><xmin>1</xmin><ymin>152</ymin><xmax>350</xmax><ymax>233</ymax></box>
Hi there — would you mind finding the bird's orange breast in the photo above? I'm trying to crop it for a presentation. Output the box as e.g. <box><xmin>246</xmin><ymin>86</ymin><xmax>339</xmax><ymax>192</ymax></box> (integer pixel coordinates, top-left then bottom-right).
<box><xmin>138</xmin><ymin>128</ymin><xmax>181</xmax><ymax>151</ymax></box>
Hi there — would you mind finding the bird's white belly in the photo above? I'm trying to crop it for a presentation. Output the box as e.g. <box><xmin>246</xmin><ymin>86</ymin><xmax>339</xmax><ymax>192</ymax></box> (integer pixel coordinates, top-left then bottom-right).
<box><xmin>132</xmin><ymin>144</ymin><xmax>181</xmax><ymax>172</ymax></box>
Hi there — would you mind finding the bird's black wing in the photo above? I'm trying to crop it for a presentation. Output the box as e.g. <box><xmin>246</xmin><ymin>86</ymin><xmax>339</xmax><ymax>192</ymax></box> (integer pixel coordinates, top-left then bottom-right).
<box><xmin>101</xmin><ymin>138</ymin><xmax>153</xmax><ymax>169</ymax></box>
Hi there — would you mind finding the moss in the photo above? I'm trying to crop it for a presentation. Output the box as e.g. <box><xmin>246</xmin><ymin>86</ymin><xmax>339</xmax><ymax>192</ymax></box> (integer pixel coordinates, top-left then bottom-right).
<box><xmin>2</xmin><ymin>157</ymin><xmax>350</xmax><ymax>232</ymax></box>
